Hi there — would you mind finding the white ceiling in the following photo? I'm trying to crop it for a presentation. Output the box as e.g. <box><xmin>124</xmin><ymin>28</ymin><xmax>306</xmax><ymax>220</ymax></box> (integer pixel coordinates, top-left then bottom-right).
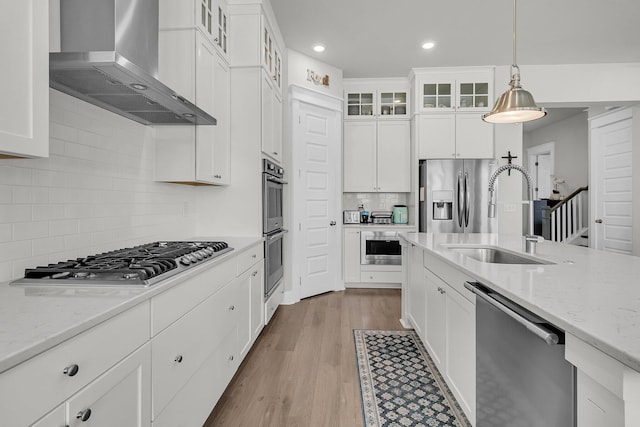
<box><xmin>269</xmin><ymin>0</ymin><xmax>640</xmax><ymax>78</ymax></box>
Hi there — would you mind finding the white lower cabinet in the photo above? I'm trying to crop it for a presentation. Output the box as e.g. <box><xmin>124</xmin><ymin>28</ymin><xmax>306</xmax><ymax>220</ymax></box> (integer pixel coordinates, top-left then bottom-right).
<box><xmin>67</xmin><ymin>343</ymin><xmax>151</xmax><ymax>427</ymax></box>
<box><xmin>403</xmin><ymin>247</ymin><xmax>476</xmax><ymax>424</ymax></box>
<box><xmin>31</xmin><ymin>343</ymin><xmax>151</xmax><ymax>427</ymax></box>
<box><xmin>424</xmin><ymin>268</ymin><xmax>447</xmax><ymax>367</ymax></box>
<box><xmin>31</xmin><ymin>405</ymin><xmax>66</xmax><ymax>427</ymax></box>
<box><xmin>151</xmin><ymin>242</ymin><xmax>264</xmax><ymax>425</ymax></box>
<box><xmin>343</xmin><ymin>229</ymin><xmax>361</xmax><ymax>283</ymax></box>
<box><xmin>343</xmin><ymin>228</ymin><xmax>405</xmax><ymax>285</ymax></box>
<box><xmin>407</xmin><ymin>244</ymin><xmax>426</xmax><ymax>340</ymax></box>
<box><xmin>444</xmin><ymin>280</ymin><xmax>475</xmax><ymax>420</ymax></box>
<box><xmin>565</xmin><ymin>334</ymin><xmax>640</xmax><ymax>427</ymax></box>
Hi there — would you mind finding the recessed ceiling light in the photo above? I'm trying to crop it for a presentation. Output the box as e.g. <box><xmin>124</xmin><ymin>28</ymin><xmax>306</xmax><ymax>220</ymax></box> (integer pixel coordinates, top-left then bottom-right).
<box><xmin>313</xmin><ymin>44</ymin><xmax>325</xmax><ymax>53</ymax></box>
<box><xmin>422</xmin><ymin>42</ymin><xmax>435</xmax><ymax>50</ymax></box>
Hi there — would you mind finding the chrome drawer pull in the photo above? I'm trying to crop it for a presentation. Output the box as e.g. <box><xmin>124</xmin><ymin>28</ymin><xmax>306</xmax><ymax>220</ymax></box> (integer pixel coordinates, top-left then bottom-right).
<box><xmin>63</xmin><ymin>364</ymin><xmax>79</xmax><ymax>377</ymax></box>
<box><xmin>76</xmin><ymin>409</ymin><xmax>92</xmax><ymax>422</ymax></box>
<box><xmin>174</xmin><ymin>355</ymin><xmax>183</xmax><ymax>363</ymax></box>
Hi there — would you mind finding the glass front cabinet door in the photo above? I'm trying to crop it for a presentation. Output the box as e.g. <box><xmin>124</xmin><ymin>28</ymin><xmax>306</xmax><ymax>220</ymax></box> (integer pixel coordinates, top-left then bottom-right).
<box><xmin>346</xmin><ymin>92</ymin><xmax>375</xmax><ymax>118</ymax></box>
<box><xmin>379</xmin><ymin>91</ymin><xmax>408</xmax><ymax>118</ymax></box>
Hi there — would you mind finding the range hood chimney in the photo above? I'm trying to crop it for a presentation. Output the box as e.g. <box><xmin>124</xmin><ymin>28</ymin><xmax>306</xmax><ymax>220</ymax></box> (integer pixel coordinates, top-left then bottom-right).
<box><xmin>49</xmin><ymin>0</ymin><xmax>216</xmax><ymax>126</ymax></box>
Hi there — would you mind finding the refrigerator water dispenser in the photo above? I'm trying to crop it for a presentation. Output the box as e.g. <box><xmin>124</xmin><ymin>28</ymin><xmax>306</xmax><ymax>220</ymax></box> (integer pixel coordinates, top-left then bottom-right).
<box><xmin>432</xmin><ymin>190</ymin><xmax>453</xmax><ymax>220</ymax></box>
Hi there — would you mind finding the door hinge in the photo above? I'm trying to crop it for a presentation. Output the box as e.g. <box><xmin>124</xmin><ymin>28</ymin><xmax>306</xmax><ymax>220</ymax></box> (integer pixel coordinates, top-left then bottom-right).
<box><xmin>299</xmin><ymin>223</ymin><xmax>302</xmax><ymax>231</ymax></box>
<box><xmin>298</xmin><ymin>116</ymin><xmax>301</xmax><ymax>124</ymax></box>
<box><xmin>299</xmin><ymin>276</ymin><xmax>302</xmax><ymax>286</ymax></box>
<box><xmin>535</xmin><ymin>161</ymin><xmax>539</xmax><ymax>166</ymax></box>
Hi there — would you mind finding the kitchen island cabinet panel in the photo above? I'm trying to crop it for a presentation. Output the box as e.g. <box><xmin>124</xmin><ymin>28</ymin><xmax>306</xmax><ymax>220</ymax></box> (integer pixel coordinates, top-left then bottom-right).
<box><xmin>0</xmin><ymin>0</ymin><xmax>48</xmax><ymax>158</ymax></box>
<box><xmin>407</xmin><ymin>244</ymin><xmax>426</xmax><ymax>340</ymax></box>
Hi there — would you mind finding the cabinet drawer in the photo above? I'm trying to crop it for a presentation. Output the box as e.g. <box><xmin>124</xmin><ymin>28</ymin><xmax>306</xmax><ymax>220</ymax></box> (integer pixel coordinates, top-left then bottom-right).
<box><xmin>237</xmin><ymin>243</ymin><xmax>263</xmax><ymax>275</ymax></box>
<box><xmin>151</xmin><ymin>257</ymin><xmax>236</xmax><ymax>335</ymax></box>
<box><xmin>423</xmin><ymin>251</ymin><xmax>474</xmax><ymax>303</ymax></box>
<box><xmin>0</xmin><ymin>302</ymin><xmax>150</xmax><ymax>427</ymax></box>
<box><xmin>152</xmin><ymin>282</ymin><xmax>236</xmax><ymax>418</ymax></box>
<box><xmin>360</xmin><ymin>270</ymin><xmax>402</xmax><ymax>283</ymax></box>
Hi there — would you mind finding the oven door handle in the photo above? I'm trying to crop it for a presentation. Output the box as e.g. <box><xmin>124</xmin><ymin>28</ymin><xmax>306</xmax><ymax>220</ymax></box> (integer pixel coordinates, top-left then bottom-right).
<box><xmin>266</xmin><ymin>229</ymin><xmax>288</xmax><ymax>241</ymax></box>
<box><xmin>266</xmin><ymin>176</ymin><xmax>288</xmax><ymax>185</ymax></box>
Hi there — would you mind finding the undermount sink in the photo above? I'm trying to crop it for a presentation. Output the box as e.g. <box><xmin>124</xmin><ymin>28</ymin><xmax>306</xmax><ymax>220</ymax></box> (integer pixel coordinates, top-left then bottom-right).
<box><xmin>442</xmin><ymin>245</ymin><xmax>554</xmax><ymax>265</ymax></box>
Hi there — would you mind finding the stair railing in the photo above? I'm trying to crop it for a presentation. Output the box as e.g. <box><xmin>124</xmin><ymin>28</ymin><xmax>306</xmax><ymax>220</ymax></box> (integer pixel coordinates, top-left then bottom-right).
<box><xmin>541</xmin><ymin>186</ymin><xmax>588</xmax><ymax>243</ymax></box>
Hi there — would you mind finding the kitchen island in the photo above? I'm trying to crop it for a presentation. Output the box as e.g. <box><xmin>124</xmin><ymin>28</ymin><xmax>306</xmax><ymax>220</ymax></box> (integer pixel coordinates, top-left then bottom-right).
<box><xmin>400</xmin><ymin>232</ymin><xmax>640</xmax><ymax>427</ymax></box>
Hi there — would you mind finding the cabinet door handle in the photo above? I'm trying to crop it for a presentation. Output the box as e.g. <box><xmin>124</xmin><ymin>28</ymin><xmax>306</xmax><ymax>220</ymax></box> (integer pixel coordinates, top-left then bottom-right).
<box><xmin>252</xmin><ymin>271</ymin><xmax>258</xmax><ymax>276</ymax></box>
<box><xmin>228</xmin><ymin>305</ymin><xmax>235</xmax><ymax>311</ymax></box>
<box><xmin>228</xmin><ymin>355</ymin><xmax>234</xmax><ymax>361</ymax></box>
<box><xmin>76</xmin><ymin>409</ymin><xmax>92</xmax><ymax>422</ymax></box>
<box><xmin>175</xmin><ymin>355</ymin><xmax>183</xmax><ymax>363</ymax></box>
<box><xmin>252</xmin><ymin>254</ymin><xmax>257</xmax><ymax>258</ymax></box>
<box><xmin>63</xmin><ymin>364</ymin><xmax>79</xmax><ymax>377</ymax></box>
<box><xmin>272</xmin><ymin>152</ymin><xmax>278</xmax><ymax>155</ymax></box>
<box><xmin>214</xmin><ymin>174</ymin><xmax>222</xmax><ymax>179</ymax></box>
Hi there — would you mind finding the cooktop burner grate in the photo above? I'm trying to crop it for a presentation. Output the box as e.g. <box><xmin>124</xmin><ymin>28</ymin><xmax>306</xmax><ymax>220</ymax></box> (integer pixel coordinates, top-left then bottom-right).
<box><xmin>13</xmin><ymin>241</ymin><xmax>233</xmax><ymax>287</ymax></box>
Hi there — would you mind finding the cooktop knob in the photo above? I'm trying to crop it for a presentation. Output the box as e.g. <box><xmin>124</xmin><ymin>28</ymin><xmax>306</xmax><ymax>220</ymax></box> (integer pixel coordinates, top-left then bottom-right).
<box><xmin>193</xmin><ymin>251</ymin><xmax>204</xmax><ymax>260</ymax></box>
<box><xmin>180</xmin><ymin>256</ymin><xmax>191</xmax><ymax>266</ymax></box>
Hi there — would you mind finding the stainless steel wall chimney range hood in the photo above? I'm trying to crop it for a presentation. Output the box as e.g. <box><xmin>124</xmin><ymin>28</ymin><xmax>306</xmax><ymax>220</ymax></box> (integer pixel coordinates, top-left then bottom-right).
<box><xmin>49</xmin><ymin>0</ymin><xmax>216</xmax><ymax>126</ymax></box>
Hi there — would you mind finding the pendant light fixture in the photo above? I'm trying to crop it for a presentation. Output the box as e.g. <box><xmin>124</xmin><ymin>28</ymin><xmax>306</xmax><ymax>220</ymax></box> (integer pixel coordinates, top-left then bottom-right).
<box><xmin>483</xmin><ymin>0</ymin><xmax>546</xmax><ymax>124</ymax></box>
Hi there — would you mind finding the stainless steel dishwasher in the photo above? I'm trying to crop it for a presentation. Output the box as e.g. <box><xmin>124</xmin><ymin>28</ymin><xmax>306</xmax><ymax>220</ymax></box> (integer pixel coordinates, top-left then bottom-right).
<box><xmin>464</xmin><ymin>282</ymin><xmax>575</xmax><ymax>427</ymax></box>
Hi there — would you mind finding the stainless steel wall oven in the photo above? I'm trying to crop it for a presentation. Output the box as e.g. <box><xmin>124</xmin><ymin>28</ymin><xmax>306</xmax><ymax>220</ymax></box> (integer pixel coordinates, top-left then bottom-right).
<box><xmin>263</xmin><ymin>160</ymin><xmax>285</xmax><ymax>235</ymax></box>
<box><xmin>360</xmin><ymin>231</ymin><xmax>401</xmax><ymax>265</ymax></box>
<box><xmin>262</xmin><ymin>159</ymin><xmax>286</xmax><ymax>297</ymax></box>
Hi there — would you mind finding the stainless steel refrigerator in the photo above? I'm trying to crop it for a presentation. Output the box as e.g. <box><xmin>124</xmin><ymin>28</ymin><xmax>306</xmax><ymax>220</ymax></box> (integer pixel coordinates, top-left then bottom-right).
<box><xmin>419</xmin><ymin>159</ymin><xmax>498</xmax><ymax>233</ymax></box>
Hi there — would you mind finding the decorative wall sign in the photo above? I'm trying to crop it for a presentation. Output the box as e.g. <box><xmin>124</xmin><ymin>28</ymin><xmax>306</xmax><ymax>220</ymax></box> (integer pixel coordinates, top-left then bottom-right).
<box><xmin>307</xmin><ymin>69</ymin><xmax>330</xmax><ymax>86</ymax></box>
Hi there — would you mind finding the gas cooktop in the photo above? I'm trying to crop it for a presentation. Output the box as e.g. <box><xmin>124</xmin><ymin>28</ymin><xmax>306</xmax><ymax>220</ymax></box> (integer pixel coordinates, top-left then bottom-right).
<box><xmin>11</xmin><ymin>241</ymin><xmax>233</xmax><ymax>287</ymax></box>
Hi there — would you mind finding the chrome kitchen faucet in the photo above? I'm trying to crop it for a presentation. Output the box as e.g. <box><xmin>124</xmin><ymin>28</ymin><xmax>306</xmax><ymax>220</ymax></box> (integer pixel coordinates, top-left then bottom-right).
<box><xmin>488</xmin><ymin>163</ymin><xmax>543</xmax><ymax>254</ymax></box>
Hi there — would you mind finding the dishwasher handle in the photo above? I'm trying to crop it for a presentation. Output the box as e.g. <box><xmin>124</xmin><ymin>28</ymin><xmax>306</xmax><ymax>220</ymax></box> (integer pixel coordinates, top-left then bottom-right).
<box><xmin>464</xmin><ymin>282</ymin><xmax>560</xmax><ymax>346</ymax></box>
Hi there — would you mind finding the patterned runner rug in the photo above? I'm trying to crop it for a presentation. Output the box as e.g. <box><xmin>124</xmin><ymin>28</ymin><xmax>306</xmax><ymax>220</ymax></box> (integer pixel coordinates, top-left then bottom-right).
<box><xmin>354</xmin><ymin>330</ymin><xmax>471</xmax><ymax>427</ymax></box>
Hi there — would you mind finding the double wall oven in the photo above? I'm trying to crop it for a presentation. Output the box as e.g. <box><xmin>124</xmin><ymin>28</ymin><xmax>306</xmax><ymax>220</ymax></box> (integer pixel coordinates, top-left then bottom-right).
<box><xmin>262</xmin><ymin>159</ymin><xmax>286</xmax><ymax>298</ymax></box>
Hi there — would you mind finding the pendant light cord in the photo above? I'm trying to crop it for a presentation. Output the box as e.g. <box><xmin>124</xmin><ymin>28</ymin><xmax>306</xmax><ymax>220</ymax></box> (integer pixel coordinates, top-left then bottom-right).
<box><xmin>513</xmin><ymin>0</ymin><xmax>517</xmax><ymax>66</ymax></box>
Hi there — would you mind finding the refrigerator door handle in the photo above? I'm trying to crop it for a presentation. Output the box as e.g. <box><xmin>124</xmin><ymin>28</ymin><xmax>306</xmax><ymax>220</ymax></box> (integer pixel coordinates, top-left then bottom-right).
<box><xmin>457</xmin><ymin>173</ymin><xmax>464</xmax><ymax>227</ymax></box>
<box><xmin>464</xmin><ymin>172</ymin><xmax>470</xmax><ymax>227</ymax></box>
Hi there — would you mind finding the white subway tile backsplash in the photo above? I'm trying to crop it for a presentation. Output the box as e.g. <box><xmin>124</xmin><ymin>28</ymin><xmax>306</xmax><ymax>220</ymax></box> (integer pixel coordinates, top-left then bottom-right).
<box><xmin>13</xmin><ymin>221</ymin><xmax>49</xmax><ymax>241</ymax></box>
<box><xmin>0</xmin><ymin>205</ymin><xmax>31</xmax><ymax>223</ymax></box>
<box><xmin>0</xmin><ymin>224</ymin><xmax>11</xmax><ymax>242</ymax></box>
<box><xmin>12</xmin><ymin>186</ymin><xmax>50</xmax><ymax>204</ymax></box>
<box><xmin>50</xmin><ymin>122</ymin><xmax>78</xmax><ymax>142</ymax></box>
<box><xmin>0</xmin><ymin>241</ymin><xmax>31</xmax><ymax>261</ymax></box>
<box><xmin>48</xmin><ymin>219</ymin><xmax>79</xmax><ymax>236</ymax></box>
<box><xmin>0</xmin><ymin>91</ymin><xmax>198</xmax><ymax>281</ymax></box>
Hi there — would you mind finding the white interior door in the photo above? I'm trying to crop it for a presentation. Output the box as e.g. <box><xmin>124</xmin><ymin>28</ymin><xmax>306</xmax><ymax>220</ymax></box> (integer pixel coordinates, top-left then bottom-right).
<box><xmin>535</xmin><ymin>154</ymin><xmax>553</xmax><ymax>199</ymax></box>
<box><xmin>592</xmin><ymin>112</ymin><xmax>633</xmax><ymax>254</ymax></box>
<box><xmin>292</xmin><ymin>98</ymin><xmax>341</xmax><ymax>299</ymax></box>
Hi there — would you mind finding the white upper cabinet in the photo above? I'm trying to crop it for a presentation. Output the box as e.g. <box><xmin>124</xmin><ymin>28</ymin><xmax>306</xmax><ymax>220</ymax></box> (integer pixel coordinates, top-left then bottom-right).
<box><xmin>156</xmin><ymin>16</ymin><xmax>230</xmax><ymax>184</ymax></box>
<box><xmin>262</xmin><ymin>18</ymin><xmax>283</xmax><ymax>92</ymax></box>
<box><xmin>413</xmin><ymin>67</ymin><xmax>495</xmax><ymax>159</ymax></box>
<box><xmin>0</xmin><ymin>1</ymin><xmax>49</xmax><ymax>158</ymax></box>
<box><xmin>417</xmin><ymin>112</ymin><xmax>494</xmax><ymax>159</ymax></box>
<box><xmin>414</xmin><ymin>68</ymin><xmax>493</xmax><ymax>113</ymax></box>
<box><xmin>160</xmin><ymin>0</ymin><xmax>229</xmax><ymax>60</ymax></box>
<box><xmin>344</xmin><ymin>79</ymin><xmax>410</xmax><ymax>120</ymax></box>
<box><xmin>343</xmin><ymin>120</ymin><xmax>411</xmax><ymax>192</ymax></box>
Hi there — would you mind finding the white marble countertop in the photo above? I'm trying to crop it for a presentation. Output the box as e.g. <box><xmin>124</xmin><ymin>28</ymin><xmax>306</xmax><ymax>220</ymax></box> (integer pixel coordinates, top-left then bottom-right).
<box><xmin>400</xmin><ymin>232</ymin><xmax>640</xmax><ymax>372</ymax></box>
<box><xmin>0</xmin><ymin>236</ymin><xmax>263</xmax><ymax>374</ymax></box>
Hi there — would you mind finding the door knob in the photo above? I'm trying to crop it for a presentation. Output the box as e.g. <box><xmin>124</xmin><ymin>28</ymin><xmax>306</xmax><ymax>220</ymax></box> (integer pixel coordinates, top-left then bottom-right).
<box><xmin>330</xmin><ymin>221</ymin><xmax>336</xmax><ymax>226</ymax></box>
<box><xmin>595</xmin><ymin>219</ymin><xmax>603</xmax><ymax>224</ymax></box>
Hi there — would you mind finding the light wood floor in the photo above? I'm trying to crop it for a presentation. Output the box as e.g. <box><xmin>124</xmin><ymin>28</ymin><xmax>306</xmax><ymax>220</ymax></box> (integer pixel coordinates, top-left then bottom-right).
<box><xmin>204</xmin><ymin>288</ymin><xmax>404</xmax><ymax>427</ymax></box>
